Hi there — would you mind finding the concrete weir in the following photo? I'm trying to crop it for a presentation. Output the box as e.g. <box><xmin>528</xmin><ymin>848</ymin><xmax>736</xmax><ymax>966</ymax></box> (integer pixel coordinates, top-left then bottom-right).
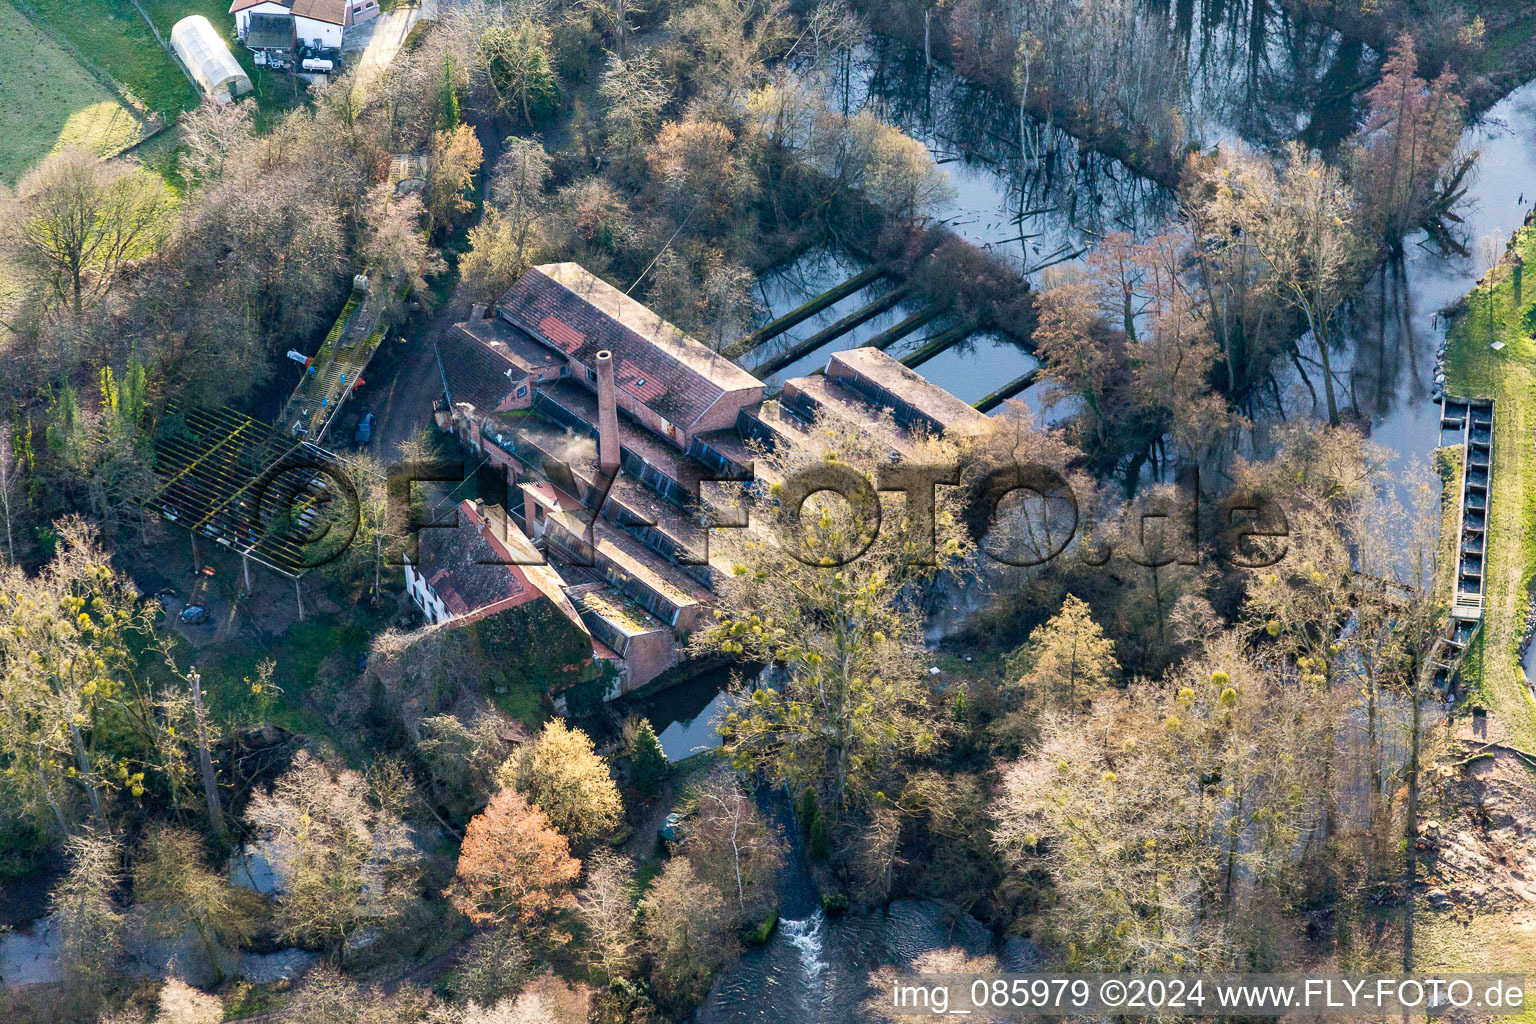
<box><xmin>751</xmin><ymin>285</ymin><xmax>918</xmax><ymax>377</ymax></box>
<box><xmin>728</xmin><ymin>266</ymin><xmax>888</xmax><ymax>360</ymax></box>
<box><xmin>973</xmin><ymin>367</ymin><xmax>1042</xmax><ymax>413</ymax></box>
<box><xmin>1431</xmin><ymin>396</ymin><xmax>1494</xmax><ymax>688</ymax></box>
<box><xmin>900</xmin><ymin>321</ymin><xmax>976</xmax><ymax>370</ymax></box>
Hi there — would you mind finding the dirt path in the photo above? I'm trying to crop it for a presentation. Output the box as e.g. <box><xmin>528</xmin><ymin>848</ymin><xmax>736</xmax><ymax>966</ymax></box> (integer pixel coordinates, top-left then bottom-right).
<box><xmin>362</xmin><ymin>312</ymin><xmax>446</xmax><ymax>461</ymax></box>
<box><xmin>367</xmin><ymin>125</ymin><xmax>510</xmax><ymax>462</ymax></box>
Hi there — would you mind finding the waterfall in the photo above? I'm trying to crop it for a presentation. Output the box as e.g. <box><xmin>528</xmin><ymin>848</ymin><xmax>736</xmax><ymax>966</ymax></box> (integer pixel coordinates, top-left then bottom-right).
<box><xmin>781</xmin><ymin>910</ymin><xmax>830</xmax><ymax>985</ymax></box>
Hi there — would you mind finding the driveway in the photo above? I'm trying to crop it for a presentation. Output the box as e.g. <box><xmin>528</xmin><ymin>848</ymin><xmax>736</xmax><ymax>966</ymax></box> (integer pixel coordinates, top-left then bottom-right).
<box><xmin>345</xmin><ymin>0</ymin><xmax>439</xmax><ymax>86</ymax></box>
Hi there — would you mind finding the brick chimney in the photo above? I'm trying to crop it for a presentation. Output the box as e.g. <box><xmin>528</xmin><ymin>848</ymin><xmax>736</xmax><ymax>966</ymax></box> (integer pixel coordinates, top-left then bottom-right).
<box><xmin>595</xmin><ymin>350</ymin><xmax>620</xmax><ymax>476</ymax></box>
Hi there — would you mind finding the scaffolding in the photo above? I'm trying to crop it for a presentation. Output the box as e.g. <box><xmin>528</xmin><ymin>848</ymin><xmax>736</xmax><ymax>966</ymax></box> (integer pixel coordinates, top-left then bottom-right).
<box><xmin>149</xmin><ymin>405</ymin><xmax>355</xmax><ymax>586</ymax></box>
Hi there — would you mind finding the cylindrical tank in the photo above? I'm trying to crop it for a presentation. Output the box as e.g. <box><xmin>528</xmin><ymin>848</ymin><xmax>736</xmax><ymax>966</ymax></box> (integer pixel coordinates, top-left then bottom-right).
<box><xmin>302</xmin><ymin>58</ymin><xmax>335</xmax><ymax>72</ymax></box>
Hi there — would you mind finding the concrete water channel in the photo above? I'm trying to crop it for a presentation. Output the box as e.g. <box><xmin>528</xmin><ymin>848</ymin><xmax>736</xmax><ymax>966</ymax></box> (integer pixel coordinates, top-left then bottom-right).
<box><xmin>1432</xmin><ymin>397</ymin><xmax>1493</xmax><ymax>687</ymax></box>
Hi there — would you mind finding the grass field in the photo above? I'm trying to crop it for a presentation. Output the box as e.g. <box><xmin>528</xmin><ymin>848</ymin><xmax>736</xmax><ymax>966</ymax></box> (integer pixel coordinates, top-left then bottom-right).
<box><xmin>1441</xmin><ymin>223</ymin><xmax>1536</xmax><ymax>751</ymax></box>
<box><xmin>1414</xmin><ymin>908</ymin><xmax>1536</xmax><ymax>1024</ymax></box>
<box><xmin>1431</xmin><ymin>226</ymin><xmax>1536</xmax><ymax>1012</ymax></box>
<box><xmin>0</xmin><ymin>1</ymin><xmax>151</xmax><ymax>182</ymax></box>
<box><xmin>136</xmin><ymin>0</ymin><xmax>305</xmax><ymax>120</ymax></box>
<box><xmin>18</xmin><ymin>0</ymin><xmax>195</xmax><ymax>117</ymax></box>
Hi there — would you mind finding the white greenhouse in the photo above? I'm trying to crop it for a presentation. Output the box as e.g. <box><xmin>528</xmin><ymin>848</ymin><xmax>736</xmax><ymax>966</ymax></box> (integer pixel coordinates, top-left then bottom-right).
<box><xmin>171</xmin><ymin>16</ymin><xmax>252</xmax><ymax>102</ymax></box>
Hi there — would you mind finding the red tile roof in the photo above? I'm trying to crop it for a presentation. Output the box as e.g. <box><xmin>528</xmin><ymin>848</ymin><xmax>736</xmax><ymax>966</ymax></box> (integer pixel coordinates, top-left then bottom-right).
<box><xmin>439</xmin><ymin>319</ymin><xmax>564</xmax><ymax>415</ymax></box>
<box><xmin>230</xmin><ymin>0</ymin><xmax>347</xmax><ymax>23</ymax></box>
<box><xmin>497</xmin><ymin>264</ymin><xmax>762</xmax><ymax>434</ymax></box>
<box><xmin>411</xmin><ymin>501</ymin><xmax>589</xmax><ymax>628</ymax></box>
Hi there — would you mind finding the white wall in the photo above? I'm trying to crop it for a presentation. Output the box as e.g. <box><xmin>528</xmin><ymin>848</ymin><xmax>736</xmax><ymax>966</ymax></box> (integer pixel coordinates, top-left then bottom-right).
<box><xmin>404</xmin><ymin>563</ymin><xmax>452</xmax><ymax>624</ymax></box>
<box><xmin>293</xmin><ymin>14</ymin><xmax>344</xmax><ymax>49</ymax></box>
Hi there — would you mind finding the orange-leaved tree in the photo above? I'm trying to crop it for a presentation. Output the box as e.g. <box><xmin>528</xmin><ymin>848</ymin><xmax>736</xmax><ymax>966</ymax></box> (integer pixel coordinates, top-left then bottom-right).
<box><xmin>446</xmin><ymin>788</ymin><xmax>581</xmax><ymax>939</ymax></box>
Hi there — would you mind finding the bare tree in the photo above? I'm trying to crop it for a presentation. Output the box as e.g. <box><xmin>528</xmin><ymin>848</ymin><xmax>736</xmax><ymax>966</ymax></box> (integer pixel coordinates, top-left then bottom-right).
<box><xmin>51</xmin><ymin>828</ymin><xmax>125</xmax><ymax>990</ymax></box>
<box><xmin>686</xmin><ymin>774</ymin><xmax>783</xmax><ymax>923</ymax></box>
<box><xmin>579</xmin><ymin>0</ymin><xmax>645</xmax><ymax>57</ymax></box>
<box><xmin>575</xmin><ymin>850</ymin><xmax>640</xmax><ymax>982</ymax></box>
<box><xmin>186</xmin><ymin>669</ymin><xmax>225</xmax><ymax>837</ymax></box>
<box><xmin>245</xmin><ymin>751</ymin><xmax>421</xmax><ymax>962</ymax></box>
<box><xmin>0</xmin><ymin>429</ymin><xmax>19</xmax><ymax>564</ymax></box>
<box><xmin>179</xmin><ymin>98</ymin><xmax>255</xmax><ymax>186</ymax></box>
<box><xmin>4</xmin><ymin>148</ymin><xmax>169</xmax><ymax>321</ymax></box>
<box><xmin>1217</xmin><ymin>142</ymin><xmax>1362</xmax><ymax>425</ymax></box>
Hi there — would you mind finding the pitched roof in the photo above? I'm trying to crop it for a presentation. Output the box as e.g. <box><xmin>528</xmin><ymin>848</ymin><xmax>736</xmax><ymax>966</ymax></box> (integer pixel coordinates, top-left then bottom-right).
<box><xmin>459</xmin><ymin>316</ymin><xmax>566</xmax><ymax>376</ymax></box>
<box><xmin>290</xmin><ymin>0</ymin><xmax>347</xmax><ymax>23</ymax></box>
<box><xmin>438</xmin><ymin>319</ymin><xmax>561</xmax><ymax>415</ymax></box>
<box><xmin>230</xmin><ymin>0</ymin><xmax>287</xmax><ymax>13</ymax></box>
<box><xmin>414</xmin><ymin>501</ymin><xmax>556</xmax><ymax>622</ymax></box>
<box><xmin>495</xmin><ymin>264</ymin><xmax>763</xmax><ymax>432</ymax></box>
<box><xmin>232</xmin><ymin>0</ymin><xmax>348</xmax><ymax>23</ymax></box>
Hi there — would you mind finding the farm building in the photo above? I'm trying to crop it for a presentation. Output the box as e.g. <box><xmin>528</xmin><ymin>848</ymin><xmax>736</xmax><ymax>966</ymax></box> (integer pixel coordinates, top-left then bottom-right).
<box><xmin>171</xmin><ymin>16</ymin><xmax>252</xmax><ymax>102</ymax></box>
<box><xmin>230</xmin><ymin>0</ymin><xmax>379</xmax><ymax>51</ymax></box>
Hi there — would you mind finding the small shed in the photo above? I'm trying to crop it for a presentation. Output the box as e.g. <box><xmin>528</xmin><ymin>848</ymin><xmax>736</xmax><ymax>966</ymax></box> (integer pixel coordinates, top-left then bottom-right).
<box><xmin>171</xmin><ymin>16</ymin><xmax>252</xmax><ymax>102</ymax></box>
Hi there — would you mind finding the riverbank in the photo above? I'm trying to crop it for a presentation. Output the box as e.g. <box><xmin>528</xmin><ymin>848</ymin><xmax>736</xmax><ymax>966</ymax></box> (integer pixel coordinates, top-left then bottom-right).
<box><xmin>1441</xmin><ymin>220</ymin><xmax>1536</xmax><ymax>749</ymax></box>
<box><xmin>1278</xmin><ymin>0</ymin><xmax>1536</xmax><ymax>116</ymax></box>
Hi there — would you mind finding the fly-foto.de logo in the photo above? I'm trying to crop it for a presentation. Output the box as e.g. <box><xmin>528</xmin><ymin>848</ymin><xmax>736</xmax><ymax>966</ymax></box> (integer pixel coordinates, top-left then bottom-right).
<box><xmin>305</xmin><ymin>459</ymin><xmax>1291</xmax><ymax>572</ymax></box>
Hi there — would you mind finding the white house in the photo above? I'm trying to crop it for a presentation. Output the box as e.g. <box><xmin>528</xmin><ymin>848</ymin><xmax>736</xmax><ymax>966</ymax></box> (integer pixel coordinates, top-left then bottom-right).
<box><xmin>230</xmin><ymin>0</ymin><xmax>379</xmax><ymax>51</ymax></box>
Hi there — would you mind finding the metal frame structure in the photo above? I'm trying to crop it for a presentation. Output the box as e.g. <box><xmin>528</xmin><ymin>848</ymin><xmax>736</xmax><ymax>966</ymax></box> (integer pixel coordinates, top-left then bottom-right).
<box><xmin>149</xmin><ymin>405</ymin><xmax>350</xmax><ymax>584</ymax></box>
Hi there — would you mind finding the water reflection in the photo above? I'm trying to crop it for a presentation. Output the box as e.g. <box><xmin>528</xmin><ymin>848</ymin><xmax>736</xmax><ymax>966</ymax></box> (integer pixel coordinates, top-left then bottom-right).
<box><xmin>751</xmin><ymin>247</ymin><xmax>940</xmax><ymax>385</ymax></box>
<box><xmin>782</xmin><ymin>28</ymin><xmax>1536</xmax><ymax>480</ymax></box>
<box><xmin>1268</xmin><ymin>81</ymin><xmax>1536</xmax><ymax>478</ymax></box>
<box><xmin>1150</xmin><ymin>0</ymin><xmax>1373</xmax><ymax>151</ymax></box>
<box><xmin>750</xmin><ymin>245</ymin><xmax>1045</xmax><ymax>406</ymax></box>
<box><xmin>700</xmin><ymin>898</ymin><xmax>1000</xmax><ymax>1023</ymax></box>
<box><xmin>835</xmin><ymin>41</ymin><xmax>1176</xmax><ymax>278</ymax></box>
<box><xmin>620</xmin><ymin>666</ymin><xmax>744</xmax><ymax>762</ymax></box>
<box><xmin>900</xmin><ymin>331</ymin><xmax>1038</xmax><ymax>407</ymax></box>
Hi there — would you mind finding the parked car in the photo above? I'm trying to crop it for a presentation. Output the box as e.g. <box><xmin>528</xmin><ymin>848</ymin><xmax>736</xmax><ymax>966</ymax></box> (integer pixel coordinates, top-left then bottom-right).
<box><xmin>355</xmin><ymin>412</ymin><xmax>375</xmax><ymax>447</ymax></box>
<box><xmin>179</xmin><ymin>604</ymin><xmax>209</xmax><ymax>625</ymax></box>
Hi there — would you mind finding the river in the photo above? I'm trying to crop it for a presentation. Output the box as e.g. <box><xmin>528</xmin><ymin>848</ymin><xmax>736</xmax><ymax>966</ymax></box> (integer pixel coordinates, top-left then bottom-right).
<box><xmin>747</xmin><ymin>6</ymin><xmax>1371</xmax><ymax>423</ymax></box>
<box><xmin>697</xmin><ymin>790</ymin><xmax>1026</xmax><ymax>1024</ymax></box>
<box><xmin>1268</xmin><ymin>79</ymin><xmax>1536</xmax><ymax>484</ymax></box>
<box><xmin>699</xmin><ymin>43</ymin><xmax>1536</xmax><ymax>1024</ymax></box>
<box><xmin>755</xmin><ymin>29</ymin><xmax>1536</xmax><ymax>477</ymax></box>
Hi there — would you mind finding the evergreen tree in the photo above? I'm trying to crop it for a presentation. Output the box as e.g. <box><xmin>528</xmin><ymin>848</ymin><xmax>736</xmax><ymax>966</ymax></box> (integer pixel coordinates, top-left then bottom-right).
<box><xmin>440</xmin><ymin>55</ymin><xmax>460</xmax><ymax>130</ymax></box>
<box><xmin>628</xmin><ymin>719</ymin><xmax>668</xmax><ymax>797</ymax></box>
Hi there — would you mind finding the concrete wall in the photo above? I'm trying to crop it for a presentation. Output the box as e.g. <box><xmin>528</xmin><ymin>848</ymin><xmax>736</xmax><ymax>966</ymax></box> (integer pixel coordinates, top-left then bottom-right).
<box><xmin>613</xmin><ymin>627</ymin><xmax>677</xmax><ymax>693</ymax></box>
